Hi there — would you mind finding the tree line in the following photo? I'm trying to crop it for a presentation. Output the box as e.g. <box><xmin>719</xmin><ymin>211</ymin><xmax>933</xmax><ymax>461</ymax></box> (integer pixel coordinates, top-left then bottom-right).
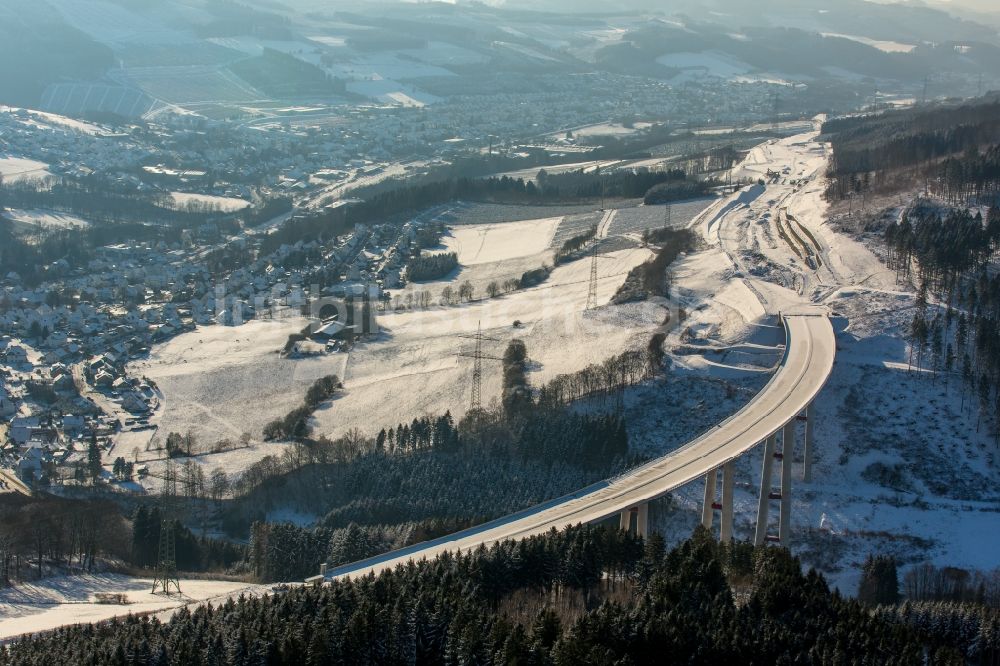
<box><xmin>885</xmin><ymin>204</ymin><xmax>1000</xmax><ymax>439</ymax></box>
<box><xmin>536</xmin><ymin>333</ymin><xmax>666</xmax><ymax>412</ymax></box>
<box><xmin>0</xmin><ymin>495</ymin><xmax>130</xmax><ymax>585</ymax></box>
<box><xmin>260</xmin><ymin>168</ymin><xmax>698</xmax><ymax>256</ymax></box>
<box><xmin>614</xmin><ymin>227</ymin><xmax>697</xmax><ymax>303</ymax></box>
<box><xmin>250</xmin><ymin>517</ymin><xmax>476</xmax><ymax>583</ymax></box>
<box><xmin>643</xmin><ymin>177</ymin><xmax>715</xmax><ymax>205</ymax></box>
<box><xmin>130</xmin><ymin>505</ymin><xmax>245</xmax><ymax>574</ymax></box>
<box><xmin>823</xmin><ymin>97</ymin><xmax>1000</xmax><ymax>201</ymax></box>
<box><xmin>0</xmin><ymin>178</ymin><xmax>236</xmax><ymax>227</ymax></box>
<box><xmin>2</xmin><ymin>525</ymin><xmax>988</xmax><ymax>664</ymax></box>
<box><xmin>213</xmin><ymin>333</ymin><xmax>670</xmax><ymax>549</ymax></box>
<box><xmin>554</xmin><ymin>225</ymin><xmax>597</xmax><ymax>265</ymax></box>
<box><xmin>885</xmin><ymin>205</ymin><xmax>1000</xmax><ymax>292</ymax></box>
<box><xmin>406</xmin><ymin>251</ymin><xmax>458</xmax><ymax>282</ymax></box>
<box><xmin>262</xmin><ymin>375</ymin><xmax>342</xmax><ymax>441</ymax></box>
<box><xmin>215</xmin><ymin>341</ymin><xmax>654</xmax><ymax>543</ymax></box>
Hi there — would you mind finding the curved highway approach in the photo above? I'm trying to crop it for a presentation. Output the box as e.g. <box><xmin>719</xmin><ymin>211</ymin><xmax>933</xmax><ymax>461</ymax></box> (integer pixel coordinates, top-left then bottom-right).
<box><xmin>322</xmin><ymin>313</ymin><xmax>835</xmax><ymax>581</ymax></box>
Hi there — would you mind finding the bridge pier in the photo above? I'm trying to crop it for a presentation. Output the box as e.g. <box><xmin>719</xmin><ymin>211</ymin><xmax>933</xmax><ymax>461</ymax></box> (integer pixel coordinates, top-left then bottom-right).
<box><xmin>779</xmin><ymin>421</ymin><xmax>795</xmax><ymax>544</ymax></box>
<box><xmin>636</xmin><ymin>503</ymin><xmax>649</xmax><ymax>538</ymax></box>
<box><xmin>619</xmin><ymin>503</ymin><xmax>649</xmax><ymax>537</ymax></box>
<box><xmin>755</xmin><ymin>404</ymin><xmax>811</xmax><ymax>546</ymax></box>
<box><xmin>701</xmin><ymin>469</ymin><xmax>717</xmax><ymax>529</ymax></box>
<box><xmin>803</xmin><ymin>403</ymin><xmax>815</xmax><ymax>482</ymax></box>
<box><xmin>720</xmin><ymin>460</ymin><xmax>735</xmax><ymax>542</ymax></box>
<box><xmin>754</xmin><ymin>434</ymin><xmax>777</xmax><ymax>546</ymax></box>
<box><xmin>701</xmin><ymin>460</ymin><xmax>735</xmax><ymax>541</ymax></box>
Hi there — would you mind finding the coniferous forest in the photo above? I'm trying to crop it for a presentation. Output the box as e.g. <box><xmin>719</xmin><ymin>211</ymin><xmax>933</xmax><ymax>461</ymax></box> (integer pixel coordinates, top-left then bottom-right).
<box><xmin>3</xmin><ymin>526</ymin><xmax>995</xmax><ymax>665</ymax></box>
<box><xmin>880</xmin><ymin>203</ymin><xmax>1000</xmax><ymax>441</ymax></box>
<box><xmin>406</xmin><ymin>251</ymin><xmax>459</xmax><ymax>282</ymax></box>
<box><xmin>823</xmin><ymin>96</ymin><xmax>1000</xmax><ymax>201</ymax></box>
<box><xmin>823</xmin><ymin>96</ymin><xmax>1000</xmax><ymax>437</ymax></box>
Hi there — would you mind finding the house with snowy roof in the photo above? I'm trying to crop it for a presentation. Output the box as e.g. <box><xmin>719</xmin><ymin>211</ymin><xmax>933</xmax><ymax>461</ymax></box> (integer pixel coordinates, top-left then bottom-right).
<box><xmin>17</xmin><ymin>443</ymin><xmax>49</xmax><ymax>484</ymax></box>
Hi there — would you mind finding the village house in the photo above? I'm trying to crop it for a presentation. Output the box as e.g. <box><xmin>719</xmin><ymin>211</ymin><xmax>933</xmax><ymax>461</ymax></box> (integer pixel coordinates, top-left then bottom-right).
<box><xmin>17</xmin><ymin>443</ymin><xmax>48</xmax><ymax>484</ymax></box>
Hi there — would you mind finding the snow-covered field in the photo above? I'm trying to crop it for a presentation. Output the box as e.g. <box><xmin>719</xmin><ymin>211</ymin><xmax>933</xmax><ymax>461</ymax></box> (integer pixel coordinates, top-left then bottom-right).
<box><xmin>609</xmin><ymin>198</ymin><xmax>716</xmax><ymax>237</ymax></box>
<box><xmin>549</xmin><ymin>122</ymin><xmax>653</xmax><ymax>139</ymax></box>
<box><xmin>402</xmin><ymin>210</ymin><xmax>601</xmax><ymax>300</ymax></box>
<box><xmin>0</xmin><ymin>156</ymin><xmax>52</xmax><ymax>183</ymax></box>
<box><xmin>124</xmin><ymin>121</ymin><xmax>998</xmax><ymax>597</ymax></box>
<box><xmin>3</xmin><ymin>208</ymin><xmax>90</xmax><ymax>229</ymax></box>
<box><xmin>132</xmin><ymin>204</ymin><xmax>666</xmax><ymax>464</ymax></box>
<box><xmin>821</xmin><ymin>33</ymin><xmax>917</xmax><ymax>53</ymax></box>
<box><xmin>442</xmin><ymin>217</ymin><xmax>562</xmax><ymax>265</ymax></box>
<box><xmin>0</xmin><ymin>573</ymin><xmax>257</xmax><ymax>640</ymax></box>
<box><xmin>491</xmin><ymin>160</ymin><xmax>626</xmax><ymax>183</ymax></box>
<box><xmin>345</xmin><ymin>80</ymin><xmax>440</xmax><ymax>107</ymax></box>
<box><xmin>1</xmin><ymin>106</ymin><xmax>111</xmax><ymax>136</ymax></box>
<box><xmin>168</xmin><ymin>192</ymin><xmax>249</xmax><ymax>212</ymax></box>
<box><xmin>656</xmin><ymin>50</ymin><xmax>753</xmax><ymax>80</ymax></box>
<box><xmin>130</xmin><ymin>319</ymin><xmax>347</xmax><ymax>451</ymax></box>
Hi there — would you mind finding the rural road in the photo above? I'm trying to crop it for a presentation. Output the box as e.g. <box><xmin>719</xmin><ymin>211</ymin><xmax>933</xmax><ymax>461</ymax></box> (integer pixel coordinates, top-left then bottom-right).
<box><xmin>0</xmin><ymin>467</ymin><xmax>31</xmax><ymax>497</ymax></box>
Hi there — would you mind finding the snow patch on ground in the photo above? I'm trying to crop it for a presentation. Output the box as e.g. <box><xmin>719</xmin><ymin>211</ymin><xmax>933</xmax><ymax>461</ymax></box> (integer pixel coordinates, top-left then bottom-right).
<box><xmin>821</xmin><ymin>33</ymin><xmax>917</xmax><ymax>53</ymax></box>
<box><xmin>656</xmin><ymin>50</ymin><xmax>752</xmax><ymax>80</ymax></box>
<box><xmin>0</xmin><ymin>573</ymin><xmax>256</xmax><ymax>640</ymax></box>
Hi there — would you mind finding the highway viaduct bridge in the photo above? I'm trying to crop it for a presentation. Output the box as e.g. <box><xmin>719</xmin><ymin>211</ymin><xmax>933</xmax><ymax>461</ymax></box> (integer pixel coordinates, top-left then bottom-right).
<box><xmin>316</xmin><ymin>312</ymin><xmax>836</xmax><ymax>583</ymax></box>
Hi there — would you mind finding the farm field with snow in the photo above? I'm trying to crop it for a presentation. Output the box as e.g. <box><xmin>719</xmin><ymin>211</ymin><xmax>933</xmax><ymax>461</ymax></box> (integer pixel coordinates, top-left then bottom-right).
<box><xmin>442</xmin><ymin>216</ymin><xmax>562</xmax><ymax>266</ymax></box>
<box><xmin>166</xmin><ymin>192</ymin><xmax>249</xmax><ymax>212</ymax></box>
<box><xmin>0</xmin><ymin>156</ymin><xmax>52</xmax><ymax>183</ymax></box>
<box><xmin>2</xmin><ymin>208</ymin><xmax>90</xmax><ymax>230</ymax></box>
<box><xmin>0</xmin><ymin>573</ymin><xmax>258</xmax><ymax>640</ymax></box>
<box><xmin>128</xmin><ymin>318</ymin><xmax>347</xmax><ymax>460</ymax></box>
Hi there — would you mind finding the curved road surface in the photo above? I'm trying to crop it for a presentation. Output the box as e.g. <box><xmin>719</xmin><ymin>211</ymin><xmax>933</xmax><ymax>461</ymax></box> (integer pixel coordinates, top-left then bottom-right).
<box><xmin>325</xmin><ymin>312</ymin><xmax>835</xmax><ymax>580</ymax></box>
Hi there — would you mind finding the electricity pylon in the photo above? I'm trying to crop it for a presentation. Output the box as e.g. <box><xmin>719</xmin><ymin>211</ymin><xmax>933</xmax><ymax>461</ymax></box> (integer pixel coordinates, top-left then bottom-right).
<box><xmin>151</xmin><ymin>462</ymin><xmax>181</xmax><ymax>596</ymax></box>
<box><xmin>587</xmin><ymin>246</ymin><xmax>615</xmax><ymax>311</ymax></box>
<box><xmin>458</xmin><ymin>322</ymin><xmax>502</xmax><ymax>412</ymax></box>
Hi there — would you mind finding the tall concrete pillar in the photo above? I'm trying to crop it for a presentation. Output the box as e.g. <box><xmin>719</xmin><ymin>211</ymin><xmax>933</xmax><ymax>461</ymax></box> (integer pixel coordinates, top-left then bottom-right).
<box><xmin>701</xmin><ymin>469</ymin><xmax>717</xmax><ymax>529</ymax></box>
<box><xmin>803</xmin><ymin>402</ymin><xmax>815</xmax><ymax>482</ymax></box>
<box><xmin>636</xmin><ymin>503</ymin><xmax>649</xmax><ymax>538</ymax></box>
<box><xmin>720</xmin><ymin>460</ymin><xmax>735</xmax><ymax>543</ymax></box>
<box><xmin>755</xmin><ymin>435</ymin><xmax>776</xmax><ymax>546</ymax></box>
<box><xmin>779</xmin><ymin>422</ymin><xmax>795</xmax><ymax>544</ymax></box>
<box><xmin>619</xmin><ymin>509</ymin><xmax>631</xmax><ymax>532</ymax></box>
